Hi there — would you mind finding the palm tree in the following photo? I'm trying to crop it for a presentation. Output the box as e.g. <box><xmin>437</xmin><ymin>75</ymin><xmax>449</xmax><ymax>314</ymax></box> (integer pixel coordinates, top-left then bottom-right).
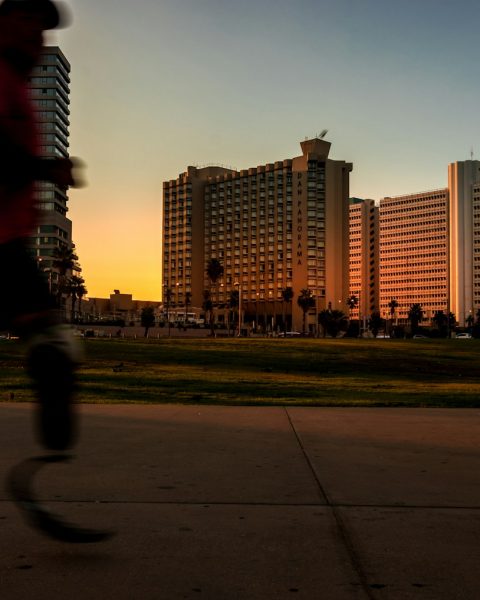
<box><xmin>281</xmin><ymin>287</ymin><xmax>294</xmax><ymax>334</ymax></box>
<box><xmin>77</xmin><ymin>278</ymin><xmax>87</xmax><ymax>321</ymax></box>
<box><xmin>433</xmin><ymin>310</ymin><xmax>447</xmax><ymax>330</ymax></box>
<box><xmin>206</xmin><ymin>258</ymin><xmax>224</xmax><ymax>337</ymax></box>
<box><xmin>206</xmin><ymin>258</ymin><xmax>224</xmax><ymax>289</ymax></box>
<box><xmin>433</xmin><ymin>310</ymin><xmax>455</xmax><ymax>338</ymax></box>
<box><xmin>346</xmin><ymin>295</ymin><xmax>359</xmax><ymax>319</ymax></box>
<box><xmin>368</xmin><ymin>311</ymin><xmax>383</xmax><ymax>338</ymax></box>
<box><xmin>318</xmin><ymin>309</ymin><xmax>331</xmax><ymax>338</ymax></box>
<box><xmin>327</xmin><ymin>310</ymin><xmax>349</xmax><ymax>338</ymax></box>
<box><xmin>317</xmin><ymin>308</ymin><xmax>348</xmax><ymax>338</ymax></box>
<box><xmin>448</xmin><ymin>312</ymin><xmax>456</xmax><ymax>336</ymax></box>
<box><xmin>228</xmin><ymin>289</ymin><xmax>239</xmax><ymax>336</ymax></box>
<box><xmin>202</xmin><ymin>290</ymin><xmax>214</xmax><ymax>335</ymax></box>
<box><xmin>387</xmin><ymin>298</ymin><xmax>398</xmax><ymax>332</ymax></box>
<box><xmin>141</xmin><ymin>306</ymin><xmax>156</xmax><ymax>338</ymax></box>
<box><xmin>297</xmin><ymin>288</ymin><xmax>315</xmax><ymax>335</ymax></box>
<box><xmin>388</xmin><ymin>298</ymin><xmax>398</xmax><ymax>319</ymax></box>
<box><xmin>408</xmin><ymin>303</ymin><xmax>424</xmax><ymax>332</ymax></box>
<box><xmin>67</xmin><ymin>275</ymin><xmax>87</xmax><ymax>323</ymax></box>
<box><xmin>52</xmin><ymin>245</ymin><xmax>78</xmax><ymax>308</ymax></box>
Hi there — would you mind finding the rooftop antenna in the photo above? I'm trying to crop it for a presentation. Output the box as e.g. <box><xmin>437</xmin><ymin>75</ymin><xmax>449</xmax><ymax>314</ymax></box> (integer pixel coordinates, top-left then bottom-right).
<box><xmin>316</xmin><ymin>129</ymin><xmax>328</xmax><ymax>139</ymax></box>
<box><xmin>471</xmin><ymin>147</ymin><xmax>474</xmax><ymax>160</ymax></box>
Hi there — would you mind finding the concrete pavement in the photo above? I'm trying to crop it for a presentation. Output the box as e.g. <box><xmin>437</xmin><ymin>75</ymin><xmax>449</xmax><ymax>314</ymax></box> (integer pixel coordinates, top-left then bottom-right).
<box><xmin>0</xmin><ymin>403</ymin><xmax>479</xmax><ymax>599</ymax></box>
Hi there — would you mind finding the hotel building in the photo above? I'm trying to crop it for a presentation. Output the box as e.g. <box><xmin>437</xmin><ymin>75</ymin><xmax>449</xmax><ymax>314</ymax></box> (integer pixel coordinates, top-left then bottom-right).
<box><xmin>163</xmin><ymin>138</ymin><xmax>352</xmax><ymax>330</ymax></box>
<box><xmin>27</xmin><ymin>46</ymin><xmax>75</xmax><ymax>279</ymax></box>
<box><xmin>349</xmin><ymin>198</ymin><xmax>379</xmax><ymax>320</ymax></box>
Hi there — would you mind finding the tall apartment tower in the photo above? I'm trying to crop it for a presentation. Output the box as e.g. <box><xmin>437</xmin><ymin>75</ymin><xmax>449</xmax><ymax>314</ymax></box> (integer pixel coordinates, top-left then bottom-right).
<box><xmin>27</xmin><ymin>46</ymin><xmax>73</xmax><ymax>273</ymax></box>
<box><xmin>349</xmin><ymin>198</ymin><xmax>379</xmax><ymax>320</ymax></box>
<box><xmin>378</xmin><ymin>189</ymin><xmax>449</xmax><ymax>321</ymax></box>
<box><xmin>163</xmin><ymin>138</ymin><xmax>352</xmax><ymax>330</ymax></box>
<box><xmin>448</xmin><ymin>160</ymin><xmax>480</xmax><ymax>324</ymax></box>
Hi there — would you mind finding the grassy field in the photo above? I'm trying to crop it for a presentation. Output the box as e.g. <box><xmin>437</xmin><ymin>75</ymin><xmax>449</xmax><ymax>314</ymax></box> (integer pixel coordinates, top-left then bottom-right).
<box><xmin>1</xmin><ymin>337</ymin><xmax>480</xmax><ymax>407</ymax></box>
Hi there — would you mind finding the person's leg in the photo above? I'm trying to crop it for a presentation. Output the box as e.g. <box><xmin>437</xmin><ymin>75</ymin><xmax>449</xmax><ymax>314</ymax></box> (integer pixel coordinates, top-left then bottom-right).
<box><xmin>0</xmin><ymin>238</ymin><xmax>56</xmax><ymax>334</ymax></box>
<box><xmin>0</xmin><ymin>239</ymin><xmax>79</xmax><ymax>450</ymax></box>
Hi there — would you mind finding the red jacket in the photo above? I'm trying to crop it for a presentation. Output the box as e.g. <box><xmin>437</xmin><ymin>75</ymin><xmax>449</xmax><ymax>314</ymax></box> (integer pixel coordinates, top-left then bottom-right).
<box><xmin>0</xmin><ymin>56</ymin><xmax>39</xmax><ymax>243</ymax></box>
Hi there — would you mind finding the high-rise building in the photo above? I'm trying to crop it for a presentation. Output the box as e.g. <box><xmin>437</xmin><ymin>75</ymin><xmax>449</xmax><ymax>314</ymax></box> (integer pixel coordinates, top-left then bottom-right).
<box><xmin>27</xmin><ymin>46</ymin><xmax>74</xmax><ymax>281</ymax></box>
<box><xmin>163</xmin><ymin>138</ymin><xmax>352</xmax><ymax>330</ymax></box>
<box><xmin>376</xmin><ymin>161</ymin><xmax>480</xmax><ymax>327</ymax></box>
<box><xmin>448</xmin><ymin>160</ymin><xmax>480</xmax><ymax>324</ymax></box>
<box><xmin>378</xmin><ymin>189</ymin><xmax>449</xmax><ymax>322</ymax></box>
<box><xmin>349</xmin><ymin>198</ymin><xmax>379</xmax><ymax>321</ymax></box>
<box><xmin>163</xmin><ymin>165</ymin><xmax>234</xmax><ymax>314</ymax></box>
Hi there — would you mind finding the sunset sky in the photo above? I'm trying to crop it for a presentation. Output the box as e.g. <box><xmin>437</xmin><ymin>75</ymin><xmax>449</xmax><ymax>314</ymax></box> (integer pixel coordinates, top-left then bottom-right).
<box><xmin>47</xmin><ymin>0</ymin><xmax>480</xmax><ymax>300</ymax></box>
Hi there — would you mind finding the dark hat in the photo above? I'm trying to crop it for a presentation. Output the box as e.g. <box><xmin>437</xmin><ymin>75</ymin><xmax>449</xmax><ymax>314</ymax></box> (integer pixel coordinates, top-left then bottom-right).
<box><xmin>0</xmin><ymin>0</ymin><xmax>68</xmax><ymax>30</ymax></box>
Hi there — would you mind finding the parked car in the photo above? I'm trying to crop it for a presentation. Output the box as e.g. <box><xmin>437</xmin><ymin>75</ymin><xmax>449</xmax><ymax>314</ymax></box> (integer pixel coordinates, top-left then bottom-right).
<box><xmin>455</xmin><ymin>333</ymin><xmax>472</xmax><ymax>339</ymax></box>
<box><xmin>283</xmin><ymin>331</ymin><xmax>302</xmax><ymax>337</ymax></box>
<box><xmin>413</xmin><ymin>334</ymin><xmax>428</xmax><ymax>339</ymax></box>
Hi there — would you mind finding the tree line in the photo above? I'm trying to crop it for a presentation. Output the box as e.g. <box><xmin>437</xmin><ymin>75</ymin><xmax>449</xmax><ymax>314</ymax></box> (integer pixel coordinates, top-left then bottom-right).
<box><xmin>162</xmin><ymin>259</ymin><xmax>477</xmax><ymax>338</ymax></box>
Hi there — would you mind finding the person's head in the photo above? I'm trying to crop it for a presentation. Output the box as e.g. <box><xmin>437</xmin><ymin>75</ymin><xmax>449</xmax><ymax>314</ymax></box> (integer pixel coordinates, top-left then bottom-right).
<box><xmin>0</xmin><ymin>0</ymin><xmax>67</xmax><ymax>72</ymax></box>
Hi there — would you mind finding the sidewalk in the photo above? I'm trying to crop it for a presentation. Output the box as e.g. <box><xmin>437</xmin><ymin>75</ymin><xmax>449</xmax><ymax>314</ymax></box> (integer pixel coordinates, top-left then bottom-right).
<box><xmin>0</xmin><ymin>403</ymin><xmax>479</xmax><ymax>599</ymax></box>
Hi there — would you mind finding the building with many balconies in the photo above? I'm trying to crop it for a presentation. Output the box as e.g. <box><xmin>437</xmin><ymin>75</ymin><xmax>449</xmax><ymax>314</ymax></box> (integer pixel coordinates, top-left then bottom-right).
<box><xmin>349</xmin><ymin>198</ymin><xmax>379</xmax><ymax>322</ymax></box>
<box><xmin>27</xmin><ymin>46</ymin><xmax>75</xmax><ymax>284</ymax></box>
<box><xmin>163</xmin><ymin>138</ymin><xmax>352</xmax><ymax>331</ymax></box>
<box><xmin>377</xmin><ymin>160</ymin><xmax>480</xmax><ymax>327</ymax></box>
<box><xmin>378</xmin><ymin>188</ymin><xmax>449</xmax><ymax>323</ymax></box>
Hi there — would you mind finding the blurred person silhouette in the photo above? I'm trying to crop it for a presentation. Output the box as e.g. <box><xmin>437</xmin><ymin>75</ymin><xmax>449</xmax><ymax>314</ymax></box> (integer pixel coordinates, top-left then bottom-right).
<box><xmin>0</xmin><ymin>0</ymin><xmax>82</xmax><ymax>451</ymax></box>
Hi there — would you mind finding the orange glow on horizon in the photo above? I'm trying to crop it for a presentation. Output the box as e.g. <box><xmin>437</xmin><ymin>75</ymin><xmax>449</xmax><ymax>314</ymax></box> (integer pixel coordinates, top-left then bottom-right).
<box><xmin>69</xmin><ymin>190</ymin><xmax>162</xmax><ymax>301</ymax></box>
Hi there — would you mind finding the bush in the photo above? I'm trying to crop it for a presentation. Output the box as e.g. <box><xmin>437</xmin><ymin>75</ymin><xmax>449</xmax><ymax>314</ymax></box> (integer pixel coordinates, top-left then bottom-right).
<box><xmin>391</xmin><ymin>326</ymin><xmax>405</xmax><ymax>339</ymax></box>
<box><xmin>344</xmin><ymin>321</ymin><xmax>360</xmax><ymax>338</ymax></box>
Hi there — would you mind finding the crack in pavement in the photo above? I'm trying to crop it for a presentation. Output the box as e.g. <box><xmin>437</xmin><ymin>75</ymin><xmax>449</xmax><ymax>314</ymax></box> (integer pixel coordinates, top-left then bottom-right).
<box><xmin>284</xmin><ymin>407</ymin><xmax>377</xmax><ymax>600</ymax></box>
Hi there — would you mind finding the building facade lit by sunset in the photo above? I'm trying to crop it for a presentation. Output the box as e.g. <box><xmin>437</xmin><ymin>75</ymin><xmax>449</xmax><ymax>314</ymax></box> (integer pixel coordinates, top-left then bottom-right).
<box><xmin>448</xmin><ymin>160</ymin><xmax>480</xmax><ymax>324</ymax></box>
<box><xmin>27</xmin><ymin>47</ymin><xmax>75</xmax><ymax>277</ymax></box>
<box><xmin>163</xmin><ymin>138</ymin><xmax>352</xmax><ymax>330</ymax></box>
<box><xmin>377</xmin><ymin>160</ymin><xmax>480</xmax><ymax>326</ymax></box>
<box><xmin>349</xmin><ymin>198</ymin><xmax>379</xmax><ymax>320</ymax></box>
<box><xmin>378</xmin><ymin>189</ymin><xmax>449</xmax><ymax>322</ymax></box>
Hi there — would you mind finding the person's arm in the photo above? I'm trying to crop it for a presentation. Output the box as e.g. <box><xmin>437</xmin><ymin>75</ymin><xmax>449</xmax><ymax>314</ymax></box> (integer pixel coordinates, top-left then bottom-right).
<box><xmin>0</xmin><ymin>124</ymin><xmax>38</xmax><ymax>185</ymax></box>
<box><xmin>0</xmin><ymin>126</ymin><xmax>76</xmax><ymax>187</ymax></box>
